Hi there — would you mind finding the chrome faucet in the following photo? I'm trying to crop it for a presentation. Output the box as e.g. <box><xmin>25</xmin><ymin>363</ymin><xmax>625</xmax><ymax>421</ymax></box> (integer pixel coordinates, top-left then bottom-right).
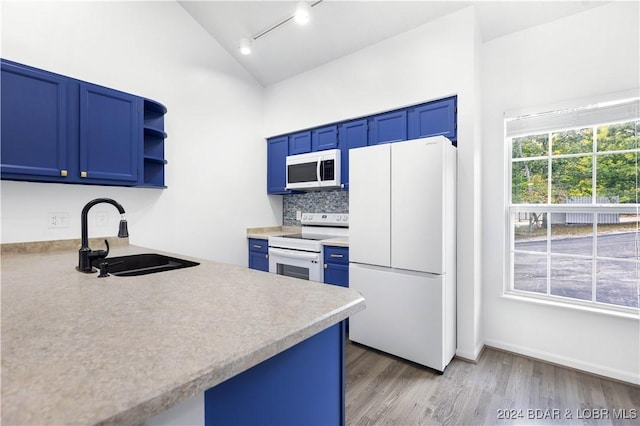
<box><xmin>77</xmin><ymin>198</ymin><xmax>129</xmax><ymax>273</ymax></box>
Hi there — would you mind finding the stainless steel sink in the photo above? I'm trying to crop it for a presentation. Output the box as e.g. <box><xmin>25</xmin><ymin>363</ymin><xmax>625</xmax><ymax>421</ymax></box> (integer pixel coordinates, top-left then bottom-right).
<box><xmin>92</xmin><ymin>253</ymin><xmax>199</xmax><ymax>277</ymax></box>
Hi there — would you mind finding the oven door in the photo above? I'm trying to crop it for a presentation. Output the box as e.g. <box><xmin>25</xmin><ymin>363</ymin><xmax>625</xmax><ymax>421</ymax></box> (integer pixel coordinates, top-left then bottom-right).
<box><xmin>268</xmin><ymin>247</ymin><xmax>322</xmax><ymax>282</ymax></box>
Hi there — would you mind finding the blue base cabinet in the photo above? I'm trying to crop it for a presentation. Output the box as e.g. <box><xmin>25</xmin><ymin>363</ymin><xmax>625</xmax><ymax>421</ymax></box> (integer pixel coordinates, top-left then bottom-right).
<box><xmin>248</xmin><ymin>238</ymin><xmax>269</xmax><ymax>272</ymax></box>
<box><xmin>1</xmin><ymin>58</ymin><xmax>167</xmax><ymax>188</ymax></box>
<box><xmin>324</xmin><ymin>246</ymin><xmax>349</xmax><ymax>333</ymax></box>
<box><xmin>205</xmin><ymin>322</ymin><xmax>346</xmax><ymax>426</ymax></box>
<box><xmin>323</xmin><ymin>246</ymin><xmax>349</xmax><ymax>288</ymax></box>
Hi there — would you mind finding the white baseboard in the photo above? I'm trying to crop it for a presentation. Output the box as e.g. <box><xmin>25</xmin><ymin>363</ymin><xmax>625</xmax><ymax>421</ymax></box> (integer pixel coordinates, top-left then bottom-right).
<box><xmin>455</xmin><ymin>341</ymin><xmax>485</xmax><ymax>363</ymax></box>
<box><xmin>484</xmin><ymin>338</ymin><xmax>640</xmax><ymax>386</ymax></box>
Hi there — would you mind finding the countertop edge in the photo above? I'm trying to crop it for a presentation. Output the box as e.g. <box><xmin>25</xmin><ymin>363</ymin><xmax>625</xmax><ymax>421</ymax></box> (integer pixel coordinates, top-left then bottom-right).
<box><xmin>104</xmin><ymin>295</ymin><xmax>366</xmax><ymax>425</ymax></box>
<box><xmin>246</xmin><ymin>226</ymin><xmax>300</xmax><ymax>239</ymax></box>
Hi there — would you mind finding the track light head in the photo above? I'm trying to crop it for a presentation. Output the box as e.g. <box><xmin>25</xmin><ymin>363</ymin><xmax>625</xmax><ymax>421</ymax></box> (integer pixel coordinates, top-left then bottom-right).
<box><xmin>294</xmin><ymin>1</ymin><xmax>311</xmax><ymax>25</ymax></box>
<box><xmin>239</xmin><ymin>38</ymin><xmax>252</xmax><ymax>55</ymax></box>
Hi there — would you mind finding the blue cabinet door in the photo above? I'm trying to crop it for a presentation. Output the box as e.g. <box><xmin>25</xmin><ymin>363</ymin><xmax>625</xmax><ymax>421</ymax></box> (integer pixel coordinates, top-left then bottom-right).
<box><xmin>248</xmin><ymin>238</ymin><xmax>269</xmax><ymax>272</ymax></box>
<box><xmin>324</xmin><ymin>263</ymin><xmax>349</xmax><ymax>287</ymax></box>
<box><xmin>205</xmin><ymin>323</ymin><xmax>345</xmax><ymax>426</ymax></box>
<box><xmin>267</xmin><ymin>136</ymin><xmax>289</xmax><ymax>194</ymax></box>
<box><xmin>369</xmin><ymin>110</ymin><xmax>407</xmax><ymax>145</ymax></box>
<box><xmin>79</xmin><ymin>83</ymin><xmax>141</xmax><ymax>183</ymax></box>
<box><xmin>339</xmin><ymin>119</ymin><xmax>368</xmax><ymax>190</ymax></box>
<box><xmin>312</xmin><ymin>125</ymin><xmax>338</xmax><ymax>151</ymax></box>
<box><xmin>1</xmin><ymin>60</ymin><xmax>69</xmax><ymax>179</ymax></box>
<box><xmin>408</xmin><ymin>97</ymin><xmax>457</xmax><ymax>142</ymax></box>
<box><xmin>323</xmin><ymin>246</ymin><xmax>349</xmax><ymax>287</ymax></box>
<box><xmin>288</xmin><ymin>131</ymin><xmax>312</xmax><ymax>155</ymax></box>
<box><xmin>249</xmin><ymin>251</ymin><xmax>269</xmax><ymax>272</ymax></box>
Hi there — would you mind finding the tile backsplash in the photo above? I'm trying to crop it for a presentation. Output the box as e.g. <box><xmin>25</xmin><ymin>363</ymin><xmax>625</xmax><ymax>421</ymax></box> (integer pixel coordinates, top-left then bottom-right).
<box><xmin>283</xmin><ymin>190</ymin><xmax>349</xmax><ymax>226</ymax></box>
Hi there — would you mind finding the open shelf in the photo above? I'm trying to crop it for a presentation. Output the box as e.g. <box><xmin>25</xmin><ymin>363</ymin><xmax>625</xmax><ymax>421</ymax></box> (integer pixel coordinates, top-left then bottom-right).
<box><xmin>142</xmin><ymin>98</ymin><xmax>167</xmax><ymax>188</ymax></box>
<box><xmin>144</xmin><ymin>155</ymin><xmax>167</xmax><ymax>164</ymax></box>
<box><xmin>144</xmin><ymin>126</ymin><xmax>167</xmax><ymax>139</ymax></box>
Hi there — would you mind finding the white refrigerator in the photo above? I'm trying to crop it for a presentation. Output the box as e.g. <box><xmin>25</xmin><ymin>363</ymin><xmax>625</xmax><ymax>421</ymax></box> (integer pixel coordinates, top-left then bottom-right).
<box><xmin>349</xmin><ymin>136</ymin><xmax>457</xmax><ymax>373</ymax></box>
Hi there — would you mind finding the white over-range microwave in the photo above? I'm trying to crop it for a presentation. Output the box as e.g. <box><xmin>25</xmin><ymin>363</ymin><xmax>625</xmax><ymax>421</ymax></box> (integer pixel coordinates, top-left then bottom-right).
<box><xmin>285</xmin><ymin>149</ymin><xmax>341</xmax><ymax>190</ymax></box>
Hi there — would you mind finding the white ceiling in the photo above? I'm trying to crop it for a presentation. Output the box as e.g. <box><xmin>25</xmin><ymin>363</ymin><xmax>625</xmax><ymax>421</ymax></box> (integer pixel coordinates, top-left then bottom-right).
<box><xmin>178</xmin><ymin>1</ymin><xmax>607</xmax><ymax>87</ymax></box>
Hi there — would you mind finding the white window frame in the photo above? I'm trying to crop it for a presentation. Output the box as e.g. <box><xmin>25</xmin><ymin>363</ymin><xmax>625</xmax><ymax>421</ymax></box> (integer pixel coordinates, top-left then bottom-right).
<box><xmin>505</xmin><ymin>96</ymin><xmax>640</xmax><ymax>315</ymax></box>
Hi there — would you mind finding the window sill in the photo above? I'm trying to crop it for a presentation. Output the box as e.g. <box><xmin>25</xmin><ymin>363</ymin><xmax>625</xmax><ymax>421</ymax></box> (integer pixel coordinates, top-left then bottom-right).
<box><xmin>502</xmin><ymin>291</ymin><xmax>640</xmax><ymax>320</ymax></box>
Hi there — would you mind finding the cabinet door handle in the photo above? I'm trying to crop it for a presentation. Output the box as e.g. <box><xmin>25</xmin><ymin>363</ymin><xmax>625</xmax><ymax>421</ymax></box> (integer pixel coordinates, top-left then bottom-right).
<box><xmin>81</xmin><ymin>171</ymin><xmax>87</xmax><ymax>178</ymax></box>
<box><xmin>60</xmin><ymin>169</ymin><xmax>68</xmax><ymax>177</ymax></box>
<box><xmin>330</xmin><ymin>254</ymin><xmax>344</xmax><ymax>258</ymax></box>
<box><xmin>265</xmin><ymin>254</ymin><xmax>269</xmax><ymax>259</ymax></box>
<box><xmin>253</xmin><ymin>245</ymin><xmax>263</xmax><ymax>249</ymax></box>
<box><xmin>324</xmin><ymin>264</ymin><xmax>328</xmax><ymax>269</ymax></box>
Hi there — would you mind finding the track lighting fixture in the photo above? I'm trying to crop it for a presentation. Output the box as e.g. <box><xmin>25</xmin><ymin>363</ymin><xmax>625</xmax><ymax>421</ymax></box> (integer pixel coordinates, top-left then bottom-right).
<box><xmin>239</xmin><ymin>38</ymin><xmax>252</xmax><ymax>55</ymax></box>
<box><xmin>294</xmin><ymin>1</ymin><xmax>311</xmax><ymax>25</ymax></box>
<box><xmin>238</xmin><ymin>1</ymin><xmax>323</xmax><ymax>55</ymax></box>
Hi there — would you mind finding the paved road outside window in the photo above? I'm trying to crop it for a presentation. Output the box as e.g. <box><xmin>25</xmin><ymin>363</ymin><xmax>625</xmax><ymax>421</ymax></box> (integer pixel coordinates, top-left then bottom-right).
<box><xmin>514</xmin><ymin>232</ymin><xmax>639</xmax><ymax>308</ymax></box>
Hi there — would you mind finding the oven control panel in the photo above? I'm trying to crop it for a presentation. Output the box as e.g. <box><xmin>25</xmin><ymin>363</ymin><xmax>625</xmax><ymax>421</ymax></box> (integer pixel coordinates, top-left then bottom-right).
<box><xmin>301</xmin><ymin>213</ymin><xmax>349</xmax><ymax>227</ymax></box>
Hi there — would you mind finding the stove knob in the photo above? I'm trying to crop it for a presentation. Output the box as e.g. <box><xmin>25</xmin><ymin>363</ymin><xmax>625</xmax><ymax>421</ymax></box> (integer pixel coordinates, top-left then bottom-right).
<box><xmin>302</xmin><ymin>214</ymin><xmax>308</xmax><ymax>221</ymax></box>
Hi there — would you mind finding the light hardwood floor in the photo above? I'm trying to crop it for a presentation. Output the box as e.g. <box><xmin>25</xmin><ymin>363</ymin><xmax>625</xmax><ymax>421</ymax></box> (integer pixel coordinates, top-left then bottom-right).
<box><xmin>345</xmin><ymin>342</ymin><xmax>639</xmax><ymax>425</ymax></box>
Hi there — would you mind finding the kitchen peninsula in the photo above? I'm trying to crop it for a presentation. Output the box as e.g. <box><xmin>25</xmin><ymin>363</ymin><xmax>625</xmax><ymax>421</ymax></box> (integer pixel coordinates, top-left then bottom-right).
<box><xmin>1</xmin><ymin>242</ymin><xmax>365</xmax><ymax>425</ymax></box>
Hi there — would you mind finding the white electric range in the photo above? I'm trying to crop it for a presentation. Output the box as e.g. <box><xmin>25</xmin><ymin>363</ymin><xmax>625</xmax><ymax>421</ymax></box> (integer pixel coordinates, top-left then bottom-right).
<box><xmin>268</xmin><ymin>213</ymin><xmax>349</xmax><ymax>282</ymax></box>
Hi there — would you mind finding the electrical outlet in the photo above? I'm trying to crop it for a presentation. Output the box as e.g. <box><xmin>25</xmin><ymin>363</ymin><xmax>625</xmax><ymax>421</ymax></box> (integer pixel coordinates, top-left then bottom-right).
<box><xmin>296</xmin><ymin>211</ymin><xmax>302</xmax><ymax>221</ymax></box>
<box><xmin>95</xmin><ymin>211</ymin><xmax>108</xmax><ymax>227</ymax></box>
<box><xmin>48</xmin><ymin>212</ymin><xmax>69</xmax><ymax>229</ymax></box>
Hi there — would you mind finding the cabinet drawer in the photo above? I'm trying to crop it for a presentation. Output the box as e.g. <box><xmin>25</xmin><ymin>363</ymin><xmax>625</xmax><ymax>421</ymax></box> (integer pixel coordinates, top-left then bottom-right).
<box><xmin>323</xmin><ymin>246</ymin><xmax>349</xmax><ymax>264</ymax></box>
<box><xmin>249</xmin><ymin>238</ymin><xmax>268</xmax><ymax>254</ymax></box>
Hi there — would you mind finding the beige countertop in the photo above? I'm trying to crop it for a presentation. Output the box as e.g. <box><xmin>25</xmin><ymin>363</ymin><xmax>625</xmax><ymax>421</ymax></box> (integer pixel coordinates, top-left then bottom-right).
<box><xmin>247</xmin><ymin>227</ymin><xmax>349</xmax><ymax>247</ymax></box>
<box><xmin>1</xmin><ymin>243</ymin><xmax>365</xmax><ymax>425</ymax></box>
<box><xmin>246</xmin><ymin>226</ymin><xmax>300</xmax><ymax>239</ymax></box>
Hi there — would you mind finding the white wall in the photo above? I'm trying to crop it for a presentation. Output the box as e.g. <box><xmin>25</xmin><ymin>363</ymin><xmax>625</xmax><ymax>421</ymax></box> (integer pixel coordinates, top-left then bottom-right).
<box><xmin>264</xmin><ymin>7</ymin><xmax>484</xmax><ymax>360</ymax></box>
<box><xmin>482</xmin><ymin>2</ymin><xmax>640</xmax><ymax>384</ymax></box>
<box><xmin>1</xmin><ymin>1</ymin><xmax>282</xmax><ymax>265</ymax></box>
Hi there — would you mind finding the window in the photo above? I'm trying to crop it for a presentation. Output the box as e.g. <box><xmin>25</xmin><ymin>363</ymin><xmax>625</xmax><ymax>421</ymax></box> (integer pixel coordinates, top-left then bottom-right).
<box><xmin>506</xmin><ymin>98</ymin><xmax>639</xmax><ymax>311</ymax></box>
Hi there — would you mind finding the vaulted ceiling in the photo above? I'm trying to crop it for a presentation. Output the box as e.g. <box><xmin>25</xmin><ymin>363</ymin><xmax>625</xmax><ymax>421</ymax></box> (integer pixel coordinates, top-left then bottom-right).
<box><xmin>179</xmin><ymin>1</ymin><xmax>607</xmax><ymax>86</ymax></box>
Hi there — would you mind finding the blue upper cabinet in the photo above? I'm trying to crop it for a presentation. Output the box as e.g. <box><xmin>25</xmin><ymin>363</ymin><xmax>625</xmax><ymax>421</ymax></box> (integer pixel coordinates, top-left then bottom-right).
<box><xmin>289</xmin><ymin>131</ymin><xmax>312</xmax><ymax>155</ymax></box>
<box><xmin>408</xmin><ymin>97</ymin><xmax>457</xmax><ymax>143</ymax></box>
<box><xmin>312</xmin><ymin>125</ymin><xmax>338</xmax><ymax>151</ymax></box>
<box><xmin>79</xmin><ymin>83</ymin><xmax>141</xmax><ymax>183</ymax></box>
<box><xmin>265</xmin><ymin>96</ymin><xmax>457</xmax><ymax>194</ymax></box>
<box><xmin>1</xmin><ymin>59</ymin><xmax>166</xmax><ymax>188</ymax></box>
<box><xmin>369</xmin><ymin>110</ymin><xmax>407</xmax><ymax>145</ymax></box>
<box><xmin>267</xmin><ymin>136</ymin><xmax>290</xmax><ymax>194</ymax></box>
<box><xmin>338</xmin><ymin>119</ymin><xmax>368</xmax><ymax>190</ymax></box>
<box><xmin>1</xmin><ymin>60</ymin><xmax>69</xmax><ymax>179</ymax></box>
